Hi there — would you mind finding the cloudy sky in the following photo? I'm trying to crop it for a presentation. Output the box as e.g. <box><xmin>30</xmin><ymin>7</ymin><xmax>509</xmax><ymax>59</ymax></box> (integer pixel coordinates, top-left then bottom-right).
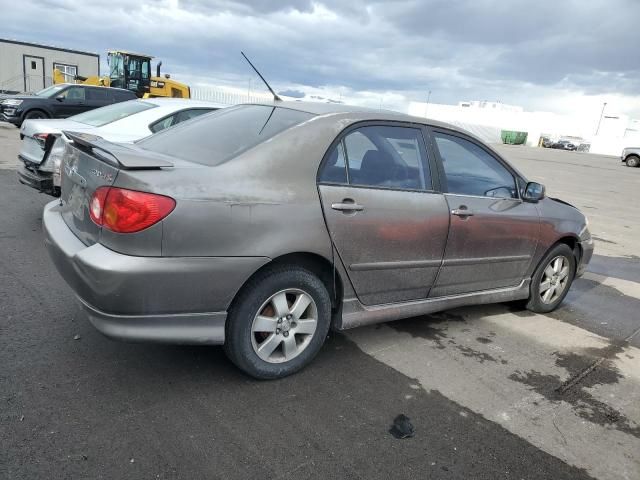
<box><xmin>2</xmin><ymin>0</ymin><xmax>639</xmax><ymax>117</ymax></box>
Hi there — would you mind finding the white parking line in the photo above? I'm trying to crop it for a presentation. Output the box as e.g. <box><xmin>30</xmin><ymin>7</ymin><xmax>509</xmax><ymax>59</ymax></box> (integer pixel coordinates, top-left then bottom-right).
<box><xmin>582</xmin><ymin>271</ymin><xmax>640</xmax><ymax>300</ymax></box>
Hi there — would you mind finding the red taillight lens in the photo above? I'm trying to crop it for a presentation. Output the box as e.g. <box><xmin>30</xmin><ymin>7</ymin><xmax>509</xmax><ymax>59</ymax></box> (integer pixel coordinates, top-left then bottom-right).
<box><xmin>33</xmin><ymin>133</ymin><xmax>50</xmax><ymax>149</ymax></box>
<box><xmin>89</xmin><ymin>187</ymin><xmax>175</xmax><ymax>233</ymax></box>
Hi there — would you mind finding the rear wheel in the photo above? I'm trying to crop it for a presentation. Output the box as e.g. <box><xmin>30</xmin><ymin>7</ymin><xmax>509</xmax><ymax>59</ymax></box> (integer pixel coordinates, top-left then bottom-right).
<box><xmin>526</xmin><ymin>244</ymin><xmax>576</xmax><ymax>313</ymax></box>
<box><xmin>626</xmin><ymin>155</ymin><xmax>640</xmax><ymax>168</ymax></box>
<box><xmin>224</xmin><ymin>265</ymin><xmax>331</xmax><ymax>379</ymax></box>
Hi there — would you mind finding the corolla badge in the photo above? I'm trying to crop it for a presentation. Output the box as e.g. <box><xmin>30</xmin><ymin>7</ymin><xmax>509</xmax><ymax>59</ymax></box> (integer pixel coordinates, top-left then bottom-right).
<box><xmin>89</xmin><ymin>168</ymin><xmax>113</xmax><ymax>182</ymax></box>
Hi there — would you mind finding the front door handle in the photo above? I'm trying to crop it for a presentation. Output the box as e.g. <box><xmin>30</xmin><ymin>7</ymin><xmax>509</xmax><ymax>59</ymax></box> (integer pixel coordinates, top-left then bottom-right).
<box><xmin>451</xmin><ymin>207</ymin><xmax>474</xmax><ymax>217</ymax></box>
<box><xmin>331</xmin><ymin>200</ymin><xmax>364</xmax><ymax>212</ymax></box>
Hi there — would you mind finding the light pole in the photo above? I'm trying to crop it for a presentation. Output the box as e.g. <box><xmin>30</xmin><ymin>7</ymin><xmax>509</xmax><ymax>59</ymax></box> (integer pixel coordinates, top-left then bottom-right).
<box><xmin>595</xmin><ymin>102</ymin><xmax>607</xmax><ymax>136</ymax></box>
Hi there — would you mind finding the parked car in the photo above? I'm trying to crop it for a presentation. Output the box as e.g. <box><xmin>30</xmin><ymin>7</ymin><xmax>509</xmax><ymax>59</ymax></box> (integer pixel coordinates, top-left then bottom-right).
<box><xmin>43</xmin><ymin>102</ymin><xmax>593</xmax><ymax>379</ymax></box>
<box><xmin>551</xmin><ymin>140</ymin><xmax>577</xmax><ymax>151</ymax></box>
<box><xmin>17</xmin><ymin>98</ymin><xmax>224</xmax><ymax>196</ymax></box>
<box><xmin>540</xmin><ymin>137</ymin><xmax>554</xmax><ymax>148</ymax></box>
<box><xmin>621</xmin><ymin>147</ymin><xmax>640</xmax><ymax>167</ymax></box>
<box><xmin>0</xmin><ymin>83</ymin><xmax>136</xmax><ymax>127</ymax></box>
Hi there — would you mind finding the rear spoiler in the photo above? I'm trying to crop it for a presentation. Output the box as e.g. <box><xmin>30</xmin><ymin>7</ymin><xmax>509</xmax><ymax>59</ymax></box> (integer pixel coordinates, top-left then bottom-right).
<box><xmin>62</xmin><ymin>131</ymin><xmax>173</xmax><ymax>170</ymax></box>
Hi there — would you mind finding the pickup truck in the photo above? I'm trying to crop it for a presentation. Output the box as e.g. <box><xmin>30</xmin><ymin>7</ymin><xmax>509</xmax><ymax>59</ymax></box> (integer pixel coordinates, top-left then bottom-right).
<box><xmin>622</xmin><ymin>147</ymin><xmax>640</xmax><ymax>167</ymax></box>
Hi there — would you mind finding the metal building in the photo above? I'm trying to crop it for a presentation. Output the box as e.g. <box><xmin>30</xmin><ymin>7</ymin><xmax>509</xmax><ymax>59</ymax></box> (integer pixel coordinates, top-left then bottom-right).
<box><xmin>0</xmin><ymin>38</ymin><xmax>100</xmax><ymax>94</ymax></box>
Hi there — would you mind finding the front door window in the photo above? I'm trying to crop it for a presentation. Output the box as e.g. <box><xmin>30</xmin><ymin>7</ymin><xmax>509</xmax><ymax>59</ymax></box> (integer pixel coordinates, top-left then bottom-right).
<box><xmin>434</xmin><ymin>132</ymin><xmax>517</xmax><ymax>198</ymax></box>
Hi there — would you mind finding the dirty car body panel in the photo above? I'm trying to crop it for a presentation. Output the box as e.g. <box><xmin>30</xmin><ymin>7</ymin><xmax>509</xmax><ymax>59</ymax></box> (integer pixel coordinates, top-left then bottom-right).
<box><xmin>43</xmin><ymin>102</ymin><xmax>593</xmax><ymax>350</ymax></box>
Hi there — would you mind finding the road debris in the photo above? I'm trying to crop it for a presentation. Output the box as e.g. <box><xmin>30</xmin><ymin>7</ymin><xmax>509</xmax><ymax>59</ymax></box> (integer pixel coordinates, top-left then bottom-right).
<box><xmin>389</xmin><ymin>414</ymin><xmax>415</xmax><ymax>439</ymax></box>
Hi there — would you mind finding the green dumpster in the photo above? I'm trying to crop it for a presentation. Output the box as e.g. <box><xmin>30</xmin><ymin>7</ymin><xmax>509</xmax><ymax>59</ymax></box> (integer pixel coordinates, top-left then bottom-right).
<box><xmin>501</xmin><ymin>130</ymin><xmax>528</xmax><ymax>145</ymax></box>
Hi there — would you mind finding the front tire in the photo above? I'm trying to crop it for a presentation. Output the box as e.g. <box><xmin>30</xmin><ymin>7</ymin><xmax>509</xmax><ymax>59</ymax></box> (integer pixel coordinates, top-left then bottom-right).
<box><xmin>224</xmin><ymin>265</ymin><xmax>332</xmax><ymax>379</ymax></box>
<box><xmin>526</xmin><ymin>244</ymin><xmax>576</xmax><ymax>313</ymax></box>
<box><xmin>22</xmin><ymin>110</ymin><xmax>49</xmax><ymax>122</ymax></box>
<box><xmin>626</xmin><ymin>155</ymin><xmax>640</xmax><ymax>168</ymax></box>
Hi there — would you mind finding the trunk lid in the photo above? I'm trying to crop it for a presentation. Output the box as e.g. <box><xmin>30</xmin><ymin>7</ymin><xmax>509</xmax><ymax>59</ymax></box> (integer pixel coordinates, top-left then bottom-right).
<box><xmin>19</xmin><ymin>119</ymin><xmax>90</xmax><ymax>164</ymax></box>
<box><xmin>59</xmin><ymin>131</ymin><xmax>173</xmax><ymax>246</ymax></box>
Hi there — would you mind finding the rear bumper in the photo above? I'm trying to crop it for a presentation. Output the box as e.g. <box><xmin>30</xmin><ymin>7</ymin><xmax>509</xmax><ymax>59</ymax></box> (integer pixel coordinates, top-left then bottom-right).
<box><xmin>79</xmin><ymin>298</ymin><xmax>227</xmax><ymax>345</ymax></box>
<box><xmin>43</xmin><ymin>200</ymin><xmax>270</xmax><ymax>345</ymax></box>
<box><xmin>17</xmin><ymin>163</ymin><xmax>55</xmax><ymax>193</ymax></box>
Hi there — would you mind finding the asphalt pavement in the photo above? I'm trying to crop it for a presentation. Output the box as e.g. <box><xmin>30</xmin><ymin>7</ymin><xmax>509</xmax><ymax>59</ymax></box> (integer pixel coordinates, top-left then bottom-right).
<box><xmin>1</xmin><ymin>124</ymin><xmax>639</xmax><ymax>480</ymax></box>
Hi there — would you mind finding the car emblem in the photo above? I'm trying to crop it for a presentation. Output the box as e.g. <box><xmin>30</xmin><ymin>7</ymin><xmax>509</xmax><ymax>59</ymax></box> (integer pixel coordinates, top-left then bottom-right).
<box><xmin>89</xmin><ymin>168</ymin><xmax>113</xmax><ymax>182</ymax></box>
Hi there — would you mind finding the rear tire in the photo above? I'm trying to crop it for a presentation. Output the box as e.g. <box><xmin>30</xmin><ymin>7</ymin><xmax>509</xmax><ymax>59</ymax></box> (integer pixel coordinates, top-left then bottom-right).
<box><xmin>224</xmin><ymin>265</ymin><xmax>331</xmax><ymax>380</ymax></box>
<box><xmin>526</xmin><ymin>244</ymin><xmax>576</xmax><ymax>313</ymax></box>
<box><xmin>626</xmin><ymin>155</ymin><xmax>640</xmax><ymax>168</ymax></box>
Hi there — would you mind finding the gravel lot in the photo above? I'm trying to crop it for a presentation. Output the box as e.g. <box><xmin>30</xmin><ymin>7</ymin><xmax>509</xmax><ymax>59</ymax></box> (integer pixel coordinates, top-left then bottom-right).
<box><xmin>1</xmin><ymin>123</ymin><xmax>639</xmax><ymax>480</ymax></box>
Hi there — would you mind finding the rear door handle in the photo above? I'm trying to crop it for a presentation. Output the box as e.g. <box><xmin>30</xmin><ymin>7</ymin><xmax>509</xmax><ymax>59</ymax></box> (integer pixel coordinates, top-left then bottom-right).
<box><xmin>451</xmin><ymin>208</ymin><xmax>474</xmax><ymax>217</ymax></box>
<box><xmin>331</xmin><ymin>201</ymin><xmax>364</xmax><ymax>212</ymax></box>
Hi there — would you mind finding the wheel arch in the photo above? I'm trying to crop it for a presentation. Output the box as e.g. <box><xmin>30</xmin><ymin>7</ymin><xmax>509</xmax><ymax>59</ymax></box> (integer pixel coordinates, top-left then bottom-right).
<box><xmin>21</xmin><ymin>108</ymin><xmax>51</xmax><ymax>121</ymax></box>
<box><xmin>537</xmin><ymin>235</ymin><xmax>581</xmax><ymax>279</ymax></box>
<box><xmin>228</xmin><ymin>251</ymin><xmax>344</xmax><ymax>318</ymax></box>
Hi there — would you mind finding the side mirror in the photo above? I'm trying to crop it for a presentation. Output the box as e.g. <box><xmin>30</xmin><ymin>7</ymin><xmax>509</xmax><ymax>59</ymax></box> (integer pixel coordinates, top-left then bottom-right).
<box><xmin>523</xmin><ymin>182</ymin><xmax>545</xmax><ymax>202</ymax></box>
<box><xmin>55</xmin><ymin>95</ymin><xmax>64</xmax><ymax>102</ymax></box>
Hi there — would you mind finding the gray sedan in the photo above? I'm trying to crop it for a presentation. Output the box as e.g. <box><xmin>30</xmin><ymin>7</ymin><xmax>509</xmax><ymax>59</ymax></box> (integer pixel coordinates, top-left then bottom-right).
<box><xmin>43</xmin><ymin>102</ymin><xmax>593</xmax><ymax>379</ymax></box>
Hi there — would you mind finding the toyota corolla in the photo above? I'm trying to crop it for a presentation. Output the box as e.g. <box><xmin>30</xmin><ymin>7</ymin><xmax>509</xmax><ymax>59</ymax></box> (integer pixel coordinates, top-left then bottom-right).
<box><xmin>43</xmin><ymin>102</ymin><xmax>593</xmax><ymax>379</ymax></box>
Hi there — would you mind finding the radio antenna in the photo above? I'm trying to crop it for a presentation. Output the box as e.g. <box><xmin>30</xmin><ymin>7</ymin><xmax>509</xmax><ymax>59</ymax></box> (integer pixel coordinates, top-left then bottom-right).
<box><xmin>241</xmin><ymin>51</ymin><xmax>282</xmax><ymax>102</ymax></box>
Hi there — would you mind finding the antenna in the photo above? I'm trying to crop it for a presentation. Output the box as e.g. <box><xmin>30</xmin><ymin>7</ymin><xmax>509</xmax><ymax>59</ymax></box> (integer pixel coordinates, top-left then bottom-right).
<box><xmin>241</xmin><ymin>51</ymin><xmax>282</xmax><ymax>102</ymax></box>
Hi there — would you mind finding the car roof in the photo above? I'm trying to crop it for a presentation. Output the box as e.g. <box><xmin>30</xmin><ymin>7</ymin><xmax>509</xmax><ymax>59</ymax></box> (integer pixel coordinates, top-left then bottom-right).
<box><xmin>56</xmin><ymin>83</ymin><xmax>133</xmax><ymax>93</ymax></box>
<box><xmin>139</xmin><ymin>98</ymin><xmax>227</xmax><ymax>109</ymax></box>
<box><xmin>245</xmin><ymin>100</ymin><xmax>458</xmax><ymax>130</ymax></box>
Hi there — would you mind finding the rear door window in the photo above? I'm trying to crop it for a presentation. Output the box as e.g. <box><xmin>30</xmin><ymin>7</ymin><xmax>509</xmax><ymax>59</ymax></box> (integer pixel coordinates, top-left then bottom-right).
<box><xmin>87</xmin><ymin>88</ymin><xmax>109</xmax><ymax>102</ymax></box>
<box><xmin>139</xmin><ymin>105</ymin><xmax>314</xmax><ymax>165</ymax></box>
<box><xmin>325</xmin><ymin>125</ymin><xmax>431</xmax><ymax>190</ymax></box>
<box><xmin>318</xmin><ymin>141</ymin><xmax>347</xmax><ymax>184</ymax></box>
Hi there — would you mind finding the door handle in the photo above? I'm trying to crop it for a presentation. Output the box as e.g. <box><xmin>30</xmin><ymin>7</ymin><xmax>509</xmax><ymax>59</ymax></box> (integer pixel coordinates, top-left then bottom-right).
<box><xmin>331</xmin><ymin>200</ymin><xmax>364</xmax><ymax>212</ymax></box>
<box><xmin>451</xmin><ymin>207</ymin><xmax>474</xmax><ymax>217</ymax></box>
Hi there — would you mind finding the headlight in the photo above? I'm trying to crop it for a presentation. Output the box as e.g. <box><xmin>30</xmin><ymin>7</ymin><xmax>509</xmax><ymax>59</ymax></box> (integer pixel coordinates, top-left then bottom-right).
<box><xmin>1</xmin><ymin>99</ymin><xmax>23</xmax><ymax>106</ymax></box>
<box><xmin>39</xmin><ymin>136</ymin><xmax>65</xmax><ymax>173</ymax></box>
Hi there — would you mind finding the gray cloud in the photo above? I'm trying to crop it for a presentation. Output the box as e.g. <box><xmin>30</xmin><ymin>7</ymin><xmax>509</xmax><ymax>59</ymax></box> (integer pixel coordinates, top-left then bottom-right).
<box><xmin>1</xmin><ymin>0</ymin><xmax>638</xmax><ymax>115</ymax></box>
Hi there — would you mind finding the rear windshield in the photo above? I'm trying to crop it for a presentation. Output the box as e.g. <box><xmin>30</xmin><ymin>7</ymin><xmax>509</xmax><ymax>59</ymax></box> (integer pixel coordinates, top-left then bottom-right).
<box><xmin>70</xmin><ymin>100</ymin><xmax>156</xmax><ymax>127</ymax></box>
<box><xmin>138</xmin><ymin>105</ymin><xmax>315</xmax><ymax>166</ymax></box>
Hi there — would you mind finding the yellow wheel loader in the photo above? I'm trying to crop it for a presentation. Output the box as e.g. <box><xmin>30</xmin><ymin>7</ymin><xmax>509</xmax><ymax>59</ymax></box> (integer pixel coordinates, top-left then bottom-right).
<box><xmin>53</xmin><ymin>50</ymin><xmax>190</xmax><ymax>98</ymax></box>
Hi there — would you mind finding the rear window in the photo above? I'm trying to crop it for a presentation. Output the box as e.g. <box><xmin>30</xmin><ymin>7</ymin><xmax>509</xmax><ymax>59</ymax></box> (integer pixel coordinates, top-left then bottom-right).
<box><xmin>138</xmin><ymin>105</ymin><xmax>314</xmax><ymax>166</ymax></box>
<box><xmin>70</xmin><ymin>100</ymin><xmax>156</xmax><ymax>127</ymax></box>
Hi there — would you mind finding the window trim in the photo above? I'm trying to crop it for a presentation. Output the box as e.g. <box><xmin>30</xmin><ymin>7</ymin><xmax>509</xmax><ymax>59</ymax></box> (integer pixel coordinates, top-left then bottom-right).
<box><xmin>147</xmin><ymin>107</ymin><xmax>216</xmax><ymax>133</ymax></box>
<box><xmin>316</xmin><ymin>120</ymin><xmax>441</xmax><ymax>194</ymax></box>
<box><xmin>426</xmin><ymin>126</ymin><xmax>524</xmax><ymax>200</ymax></box>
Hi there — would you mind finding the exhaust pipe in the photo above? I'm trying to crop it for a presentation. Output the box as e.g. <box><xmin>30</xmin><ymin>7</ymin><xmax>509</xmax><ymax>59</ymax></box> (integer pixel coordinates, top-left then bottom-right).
<box><xmin>156</xmin><ymin>61</ymin><xmax>162</xmax><ymax>78</ymax></box>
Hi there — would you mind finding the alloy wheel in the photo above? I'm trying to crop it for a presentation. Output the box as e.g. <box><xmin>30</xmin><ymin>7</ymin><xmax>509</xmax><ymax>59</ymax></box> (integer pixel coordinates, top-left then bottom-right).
<box><xmin>250</xmin><ymin>289</ymin><xmax>318</xmax><ymax>363</ymax></box>
<box><xmin>539</xmin><ymin>255</ymin><xmax>570</xmax><ymax>304</ymax></box>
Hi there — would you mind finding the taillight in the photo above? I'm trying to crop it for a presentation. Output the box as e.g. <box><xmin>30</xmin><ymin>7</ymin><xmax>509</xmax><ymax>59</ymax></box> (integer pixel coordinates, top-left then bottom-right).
<box><xmin>89</xmin><ymin>187</ymin><xmax>175</xmax><ymax>233</ymax></box>
<box><xmin>33</xmin><ymin>133</ymin><xmax>50</xmax><ymax>149</ymax></box>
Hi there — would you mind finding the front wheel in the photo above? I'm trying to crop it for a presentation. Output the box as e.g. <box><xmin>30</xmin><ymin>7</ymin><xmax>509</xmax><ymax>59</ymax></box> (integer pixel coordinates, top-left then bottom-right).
<box><xmin>526</xmin><ymin>244</ymin><xmax>576</xmax><ymax>313</ymax></box>
<box><xmin>626</xmin><ymin>155</ymin><xmax>640</xmax><ymax>168</ymax></box>
<box><xmin>224</xmin><ymin>266</ymin><xmax>332</xmax><ymax>379</ymax></box>
<box><xmin>23</xmin><ymin>110</ymin><xmax>48</xmax><ymax>121</ymax></box>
